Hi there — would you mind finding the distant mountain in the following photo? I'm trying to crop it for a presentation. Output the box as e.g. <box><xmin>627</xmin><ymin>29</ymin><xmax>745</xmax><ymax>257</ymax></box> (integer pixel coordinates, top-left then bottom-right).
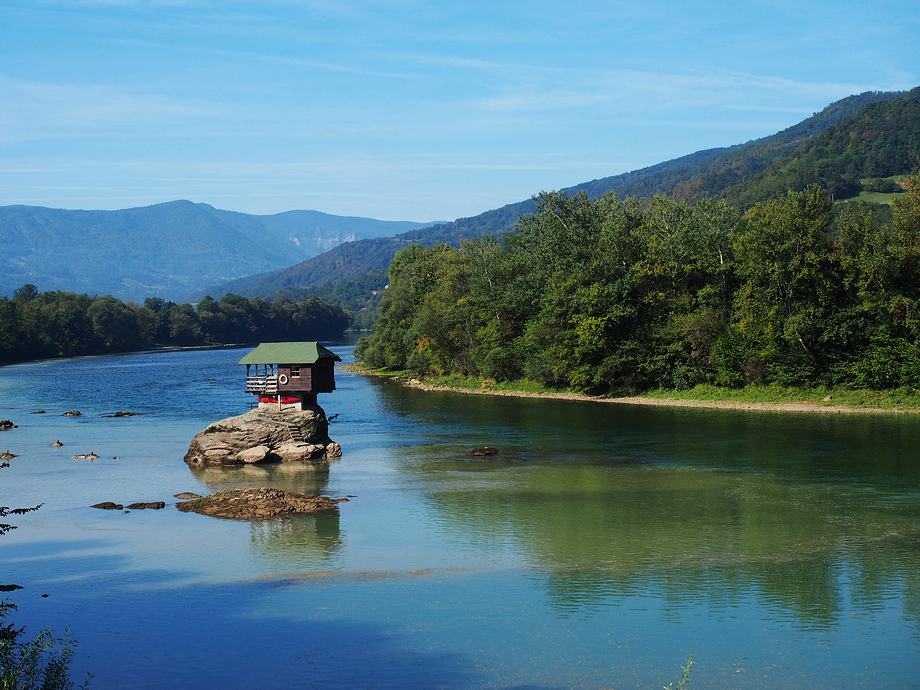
<box><xmin>194</xmin><ymin>89</ymin><xmax>913</xmax><ymax>302</ymax></box>
<box><xmin>0</xmin><ymin>200</ymin><xmax>439</xmax><ymax>301</ymax></box>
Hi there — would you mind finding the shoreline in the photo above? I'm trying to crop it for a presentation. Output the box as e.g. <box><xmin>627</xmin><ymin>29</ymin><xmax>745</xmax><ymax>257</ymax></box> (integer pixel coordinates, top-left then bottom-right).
<box><xmin>342</xmin><ymin>365</ymin><xmax>912</xmax><ymax>415</ymax></box>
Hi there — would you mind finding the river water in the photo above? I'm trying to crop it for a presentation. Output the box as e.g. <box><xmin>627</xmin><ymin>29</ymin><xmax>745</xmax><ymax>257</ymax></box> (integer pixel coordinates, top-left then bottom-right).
<box><xmin>1</xmin><ymin>342</ymin><xmax>919</xmax><ymax>689</ymax></box>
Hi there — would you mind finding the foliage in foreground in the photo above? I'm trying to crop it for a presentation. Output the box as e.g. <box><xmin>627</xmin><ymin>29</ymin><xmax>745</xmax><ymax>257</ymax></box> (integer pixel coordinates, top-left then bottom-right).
<box><xmin>1</xmin><ymin>464</ymin><xmax>89</xmax><ymax>689</ymax></box>
<box><xmin>0</xmin><ymin>602</ymin><xmax>89</xmax><ymax>690</ymax></box>
<box><xmin>357</xmin><ymin>177</ymin><xmax>920</xmax><ymax>396</ymax></box>
<box><xmin>663</xmin><ymin>658</ymin><xmax>694</xmax><ymax>690</ymax></box>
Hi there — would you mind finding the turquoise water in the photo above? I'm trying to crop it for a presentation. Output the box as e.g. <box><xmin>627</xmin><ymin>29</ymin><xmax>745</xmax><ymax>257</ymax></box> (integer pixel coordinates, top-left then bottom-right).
<box><xmin>1</xmin><ymin>344</ymin><xmax>919</xmax><ymax>689</ymax></box>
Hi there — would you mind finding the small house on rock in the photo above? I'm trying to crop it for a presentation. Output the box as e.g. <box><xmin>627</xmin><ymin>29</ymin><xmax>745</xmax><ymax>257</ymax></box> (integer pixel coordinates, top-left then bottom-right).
<box><xmin>239</xmin><ymin>342</ymin><xmax>342</xmax><ymax>410</ymax></box>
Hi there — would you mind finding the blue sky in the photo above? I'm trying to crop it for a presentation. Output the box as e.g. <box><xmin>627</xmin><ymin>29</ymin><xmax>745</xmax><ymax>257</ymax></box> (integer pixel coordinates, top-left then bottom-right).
<box><xmin>1</xmin><ymin>1</ymin><xmax>917</xmax><ymax>221</ymax></box>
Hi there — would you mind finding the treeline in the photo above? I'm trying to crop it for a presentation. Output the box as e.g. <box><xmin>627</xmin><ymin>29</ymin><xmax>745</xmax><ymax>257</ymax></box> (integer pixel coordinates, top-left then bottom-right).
<box><xmin>356</xmin><ymin>178</ymin><xmax>920</xmax><ymax>393</ymax></box>
<box><xmin>0</xmin><ymin>288</ymin><xmax>349</xmax><ymax>364</ymax></box>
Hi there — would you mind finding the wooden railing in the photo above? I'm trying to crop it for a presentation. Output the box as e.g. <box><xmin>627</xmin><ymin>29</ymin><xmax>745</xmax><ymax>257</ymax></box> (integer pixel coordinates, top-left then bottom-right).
<box><xmin>245</xmin><ymin>375</ymin><xmax>277</xmax><ymax>394</ymax></box>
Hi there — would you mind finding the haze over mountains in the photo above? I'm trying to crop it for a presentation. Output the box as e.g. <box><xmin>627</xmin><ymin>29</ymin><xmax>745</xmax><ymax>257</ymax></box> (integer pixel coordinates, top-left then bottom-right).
<box><xmin>3</xmin><ymin>88</ymin><xmax>918</xmax><ymax>306</ymax></box>
<box><xmin>0</xmin><ymin>202</ymin><xmax>439</xmax><ymax>302</ymax></box>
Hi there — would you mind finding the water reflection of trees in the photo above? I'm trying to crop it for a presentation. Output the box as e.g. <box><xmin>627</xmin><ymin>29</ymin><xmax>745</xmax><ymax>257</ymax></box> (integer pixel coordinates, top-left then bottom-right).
<box><xmin>399</xmin><ymin>453</ymin><xmax>920</xmax><ymax>632</ymax></box>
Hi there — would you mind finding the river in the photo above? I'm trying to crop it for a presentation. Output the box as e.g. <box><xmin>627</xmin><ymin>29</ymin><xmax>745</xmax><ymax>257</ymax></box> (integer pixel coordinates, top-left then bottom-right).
<box><xmin>1</xmin><ymin>341</ymin><xmax>918</xmax><ymax>689</ymax></box>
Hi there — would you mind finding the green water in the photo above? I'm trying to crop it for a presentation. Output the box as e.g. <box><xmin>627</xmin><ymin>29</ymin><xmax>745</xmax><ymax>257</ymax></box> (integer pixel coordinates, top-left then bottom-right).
<box><xmin>0</xmin><ymin>346</ymin><xmax>918</xmax><ymax>688</ymax></box>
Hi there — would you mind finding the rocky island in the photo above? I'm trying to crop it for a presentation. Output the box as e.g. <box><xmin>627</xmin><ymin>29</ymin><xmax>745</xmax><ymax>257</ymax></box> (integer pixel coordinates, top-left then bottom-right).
<box><xmin>177</xmin><ymin>487</ymin><xmax>346</xmax><ymax>519</ymax></box>
<box><xmin>184</xmin><ymin>405</ymin><xmax>342</xmax><ymax>467</ymax></box>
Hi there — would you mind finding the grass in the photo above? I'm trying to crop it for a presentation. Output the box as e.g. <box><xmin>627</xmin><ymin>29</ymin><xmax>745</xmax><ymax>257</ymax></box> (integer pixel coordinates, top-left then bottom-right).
<box><xmin>846</xmin><ymin>190</ymin><xmax>907</xmax><ymax>205</ymax></box>
<box><xmin>641</xmin><ymin>384</ymin><xmax>920</xmax><ymax>411</ymax></box>
<box><xmin>348</xmin><ymin>364</ymin><xmax>567</xmax><ymax>395</ymax></box>
<box><xmin>348</xmin><ymin>364</ymin><xmax>920</xmax><ymax>412</ymax></box>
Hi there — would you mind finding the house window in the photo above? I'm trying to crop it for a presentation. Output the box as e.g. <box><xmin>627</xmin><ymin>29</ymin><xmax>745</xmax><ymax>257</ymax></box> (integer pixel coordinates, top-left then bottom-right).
<box><xmin>291</xmin><ymin>366</ymin><xmax>301</xmax><ymax>378</ymax></box>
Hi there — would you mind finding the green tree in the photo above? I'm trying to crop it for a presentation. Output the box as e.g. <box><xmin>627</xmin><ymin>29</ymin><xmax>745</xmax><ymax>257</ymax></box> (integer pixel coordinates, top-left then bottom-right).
<box><xmin>732</xmin><ymin>185</ymin><xmax>837</xmax><ymax>383</ymax></box>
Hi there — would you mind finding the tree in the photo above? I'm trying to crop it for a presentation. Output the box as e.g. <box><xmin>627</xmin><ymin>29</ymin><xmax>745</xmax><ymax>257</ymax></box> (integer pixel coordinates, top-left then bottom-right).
<box><xmin>732</xmin><ymin>185</ymin><xmax>837</xmax><ymax>381</ymax></box>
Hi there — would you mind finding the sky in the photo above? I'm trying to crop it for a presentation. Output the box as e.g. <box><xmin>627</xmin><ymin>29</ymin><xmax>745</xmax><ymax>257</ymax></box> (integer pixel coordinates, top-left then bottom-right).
<box><xmin>0</xmin><ymin>1</ymin><xmax>918</xmax><ymax>222</ymax></box>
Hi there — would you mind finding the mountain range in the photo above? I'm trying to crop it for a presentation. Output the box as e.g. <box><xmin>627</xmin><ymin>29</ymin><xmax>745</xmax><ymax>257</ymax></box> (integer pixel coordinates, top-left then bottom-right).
<box><xmin>3</xmin><ymin>87</ymin><xmax>918</xmax><ymax>307</ymax></box>
<box><xmin>0</xmin><ymin>202</ymin><xmax>439</xmax><ymax>301</ymax></box>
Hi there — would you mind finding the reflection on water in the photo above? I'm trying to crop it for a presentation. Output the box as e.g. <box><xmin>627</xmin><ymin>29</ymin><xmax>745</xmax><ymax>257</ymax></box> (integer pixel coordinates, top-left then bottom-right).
<box><xmin>188</xmin><ymin>457</ymin><xmax>335</xmax><ymax>494</ymax></box>
<box><xmin>249</xmin><ymin>513</ymin><xmax>343</xmax><ymax>570</ymax></box>
<box><xmin>2</xmin><ymin>344</ymin><xmax>920</xmax><ymax>689</ymax></box>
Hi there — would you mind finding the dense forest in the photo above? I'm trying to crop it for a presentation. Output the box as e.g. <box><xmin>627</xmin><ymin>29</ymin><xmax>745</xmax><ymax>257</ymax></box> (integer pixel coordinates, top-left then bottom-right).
<box><xmin>0</xmin><ymin>288</ymin><xmax>349</xmax><ymax>364</ymax></box>
<box><xmin>356</xmin><ymin>176</ymin><xmax>920</xmax><ymax>393</ymax></box>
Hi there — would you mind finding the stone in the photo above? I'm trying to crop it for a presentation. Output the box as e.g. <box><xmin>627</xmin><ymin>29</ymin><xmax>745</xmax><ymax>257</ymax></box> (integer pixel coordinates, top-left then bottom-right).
<box><xmin>62</xmin><ymin>410</ymin><xmax>82</xmax><ymax>417</ymax></box>
<box><xmin>102</xmin><ymin>411</ymin><xmax>142</xmax><ymax>418</ymax></box>
<box><xmin>92</xmin><ymin>502</ymin><xmax>123</xmax><ymax>510</ymax></box>
<box><xmin>469</xmin><ymin>447</ymin><xmax>500</xmax><ymax>456</ymax></box>
<box><xmin>125</xmin><ymin>502</ymin><xmax>165</xmax><ymax>510</ymax></box>
<box><xmin>0</xmin><ymin>420</ymin><xmax>17</xmax><ymax>430</ymax></box>
<box><xmin>176</xmin><ymin>487</ymin><xmax>347</xmax><ymax>520</ymax></box>
<box><xmin>174</xmin><ymin>492</ymin><xmax>203</xmax><ymax>499</ymax></box>
<box><xmin>184</xmin><ymin>406</ymin><xmax>342</xmax><ymax>467</ymax></box>
<box><xmin>32</xmin><ymin>410</ymin><xmax>47</xmax><ymax>414</ymax></box>
<box><xmin>237</xmin><ymin>445</ymin><xmax>270</xmax><ymax>464</ymax></box>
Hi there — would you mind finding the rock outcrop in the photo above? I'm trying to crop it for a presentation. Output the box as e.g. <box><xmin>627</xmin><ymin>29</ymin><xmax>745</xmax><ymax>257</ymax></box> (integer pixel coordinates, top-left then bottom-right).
<box><xmin>176</xmin><ymin>487</ymin><xmax>346</xmax><ymax>520</ymax></box>
<box><xmin>184</xmin><ymin>406</ymin><xmax>342</xmax><ymax>467</ymax></box>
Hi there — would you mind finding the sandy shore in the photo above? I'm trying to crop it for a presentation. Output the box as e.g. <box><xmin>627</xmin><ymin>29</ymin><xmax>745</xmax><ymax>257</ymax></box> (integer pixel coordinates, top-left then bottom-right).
<box><xmin>342</xmin><ymin>365</ymin><xmax>908</xmax><ymax>415</ymax></box>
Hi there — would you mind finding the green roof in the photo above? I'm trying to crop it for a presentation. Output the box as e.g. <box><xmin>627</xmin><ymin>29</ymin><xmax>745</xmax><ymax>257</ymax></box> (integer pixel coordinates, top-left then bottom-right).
<box><xmin>238</xmin><ymin>342</ymin><xmax>342</xmax><ymax>365</ymax></box>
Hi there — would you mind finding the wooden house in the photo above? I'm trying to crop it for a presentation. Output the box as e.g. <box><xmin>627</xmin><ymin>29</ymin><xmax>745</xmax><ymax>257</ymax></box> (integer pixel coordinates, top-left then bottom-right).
<box><xmin>239</xmin><ymin>342</ymin><xmax>342</xmax><ymax>409</ymax></box>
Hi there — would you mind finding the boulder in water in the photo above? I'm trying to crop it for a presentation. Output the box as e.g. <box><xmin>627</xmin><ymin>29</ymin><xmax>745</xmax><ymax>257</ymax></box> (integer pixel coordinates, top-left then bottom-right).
<box><xmin>184</xmin><ymin>406</ymin><xmax>342</xmax><ymax>467</ymax></box>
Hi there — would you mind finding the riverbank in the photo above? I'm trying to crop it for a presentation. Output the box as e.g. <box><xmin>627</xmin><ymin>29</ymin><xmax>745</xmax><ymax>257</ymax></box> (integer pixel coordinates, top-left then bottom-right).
<box><xmin>342</xmin><ymin>364</ymin><xmax>920</xmax><ymax>415</ymax></box>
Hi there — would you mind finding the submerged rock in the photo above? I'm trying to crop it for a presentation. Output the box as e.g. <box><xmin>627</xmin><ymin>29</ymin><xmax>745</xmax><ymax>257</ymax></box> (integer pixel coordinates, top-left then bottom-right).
<box><xmin>184</xmin><ymin>406</ymin><xmax>342</xmax><ymax>467</ymax></box>
<box><xmin>92</xmin><ymin>502</ymin><xmax>123</xmax><ymax>510</ymax></box>
<box><xmin>469</xmin><ymin>447</ymin><xmax>500</xmax><ymax>456</ymax></box>
<box><xmin>0</xmin><ymin>420</ymin><xmax>17</xmax><ymax>430</ymax></box>
<box><xmin>126</xmin><ymin>502</ymin><xmax>165</xmax><ymax>510</ymax></box>
<box><xmin>62</xmin><ymin>410</ymin><xmax>81</xmax><ymax>417</ymax></box>
<box><xmin>102</xmin><ymin>411</ymin><xmax>142</xmax><ymax>418</ymax></box>
<box><xmin>176</xmin><ymin>487</ymin><xmax>347</xmax><ymax>520</ymax></box>
<box><xmin>174</xmin><ymin>492</ymin><xmax>203</xmax><ymax>499</ymax></box>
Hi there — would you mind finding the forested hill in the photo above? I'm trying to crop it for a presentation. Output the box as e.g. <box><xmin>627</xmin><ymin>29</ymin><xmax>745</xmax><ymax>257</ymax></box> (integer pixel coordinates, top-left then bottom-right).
<box><xmin>586</xmin><ymin>89</ymin><xmax>907</xmax><ymax>202</ymax></box>
<box><xmin>0</xmin><ymin>200</ymin><xmax>438</xmax><ymax>302</ymax></box>
<box><xmin>193</xmin><ymin>89</ymin><xmax>912</xmax><ymax>302</ymax></box>
<box><xmin>357</xmin><ymin>179</ymin><xmax>920</xmax><ymax>394</ymax></box>
<box><xmin>722</xmin><ymin>87</ymin><xmax>920</xmax><ymax>206</ymax></box>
